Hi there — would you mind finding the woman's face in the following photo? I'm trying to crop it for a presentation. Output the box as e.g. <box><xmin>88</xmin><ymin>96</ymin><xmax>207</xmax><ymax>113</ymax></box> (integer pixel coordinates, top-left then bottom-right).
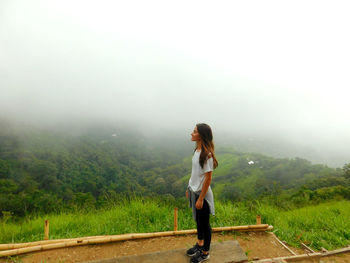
<box><xmin>191</xmin><ymin>126</ymin><xmax>201</xmax><ymax>142</ymax></box>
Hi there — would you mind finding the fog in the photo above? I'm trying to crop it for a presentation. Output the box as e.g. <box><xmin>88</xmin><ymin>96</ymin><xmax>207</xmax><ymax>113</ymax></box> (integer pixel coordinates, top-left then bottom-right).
<box><xmin>1</xmin><ymin>1</ymin><xmax>350</xmax><ymax>167</ymax></box>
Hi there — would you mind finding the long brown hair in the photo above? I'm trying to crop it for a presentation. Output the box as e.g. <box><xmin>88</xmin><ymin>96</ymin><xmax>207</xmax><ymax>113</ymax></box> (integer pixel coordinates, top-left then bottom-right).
<box><xmin>194</xmin><ymin>123</ymin><xmax>218</xmax><ymax>169</ymax></box>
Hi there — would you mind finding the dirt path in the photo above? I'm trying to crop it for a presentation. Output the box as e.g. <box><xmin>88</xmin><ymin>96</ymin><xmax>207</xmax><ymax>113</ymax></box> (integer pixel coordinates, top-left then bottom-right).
<box><xmin>0</xmin><ymin>232</ymin><xmax>349</xmax><ymax>263</ymax></box>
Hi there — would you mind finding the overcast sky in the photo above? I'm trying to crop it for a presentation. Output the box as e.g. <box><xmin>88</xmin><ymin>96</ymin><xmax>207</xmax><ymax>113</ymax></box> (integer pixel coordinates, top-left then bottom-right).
<box><xmin>1</xmin><ymin>1</ymin><xmax>349</xmax><ymax>166</ymax></box>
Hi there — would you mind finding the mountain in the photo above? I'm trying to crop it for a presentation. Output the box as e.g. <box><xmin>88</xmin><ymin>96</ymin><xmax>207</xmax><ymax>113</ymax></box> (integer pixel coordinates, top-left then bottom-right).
<box><xmin>0</xmin><ymin>120</ymin><xmax>349</xmax><ymax>217</ymax></box>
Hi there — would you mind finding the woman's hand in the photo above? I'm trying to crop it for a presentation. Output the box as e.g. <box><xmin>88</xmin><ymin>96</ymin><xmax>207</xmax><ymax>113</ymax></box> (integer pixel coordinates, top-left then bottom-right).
<box><xmin>186</xmin><ymin>190</ymin><xmax>189</xmax><ymax>199</ymax></box>
<box><xmin>195</xmin><ymin>198</ymin><xmax>203</xmax><ymax>209</ymax></box>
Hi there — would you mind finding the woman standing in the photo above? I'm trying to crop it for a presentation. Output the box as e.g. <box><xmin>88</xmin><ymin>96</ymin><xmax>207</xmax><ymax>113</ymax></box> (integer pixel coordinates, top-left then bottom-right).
<box><xmin>186</xmin><ymin>123</ymin><xmax>218</xmax><ymax>263</ymax></box>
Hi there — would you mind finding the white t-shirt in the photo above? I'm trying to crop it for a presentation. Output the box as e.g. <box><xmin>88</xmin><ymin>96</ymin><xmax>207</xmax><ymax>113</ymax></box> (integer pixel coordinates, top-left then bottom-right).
<box><xmin>188</xmin><ymin>150</ymin><xmax>214</xmax><ymax>192</ymax></box>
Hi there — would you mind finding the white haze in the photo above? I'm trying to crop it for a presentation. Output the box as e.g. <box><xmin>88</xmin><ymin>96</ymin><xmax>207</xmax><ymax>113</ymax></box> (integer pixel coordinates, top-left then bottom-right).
<box><xmin>1</xmin><ymin>0</ymin><xmax>350</xmax><ymax>167</ymax></box>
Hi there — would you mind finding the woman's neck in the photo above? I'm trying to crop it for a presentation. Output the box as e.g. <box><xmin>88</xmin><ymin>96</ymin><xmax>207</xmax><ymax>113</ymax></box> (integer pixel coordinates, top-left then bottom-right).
<box><xmin>196</xmin><ymin>142</ymin><xmax>202</xmax><ymax>151</ymax></box>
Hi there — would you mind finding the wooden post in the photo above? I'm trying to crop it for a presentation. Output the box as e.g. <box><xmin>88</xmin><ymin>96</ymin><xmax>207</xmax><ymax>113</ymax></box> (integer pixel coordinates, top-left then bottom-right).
<box><xmin>174</xmin><ymin>207</ymin><xmax>178</xmax><ymax>231</ymax></box>
<box><xmin>44</xmin><ymin>220</ymin><xmax>49</xmax><ymax>240</ymax></box>
<box><xmin>256</xmin><ymin>215</ymin><xmax>261</xmax><ymax>225</ymax></box>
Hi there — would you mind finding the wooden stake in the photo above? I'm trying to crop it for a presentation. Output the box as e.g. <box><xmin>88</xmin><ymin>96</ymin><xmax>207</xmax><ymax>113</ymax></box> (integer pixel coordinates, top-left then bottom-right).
<box><xmin>44</xmin><ymin>220</ymin><xmax>49</xmax><ymax>240</ymax></box>
<box><xmin>174</xmin><ymin>207</ymin><xmax>178</xmax><ymax>231</ymax></box>
<box><xmin>256</xmin><ymin>215</ymin><xmax>261</xmax><ymax>225</ymax></box>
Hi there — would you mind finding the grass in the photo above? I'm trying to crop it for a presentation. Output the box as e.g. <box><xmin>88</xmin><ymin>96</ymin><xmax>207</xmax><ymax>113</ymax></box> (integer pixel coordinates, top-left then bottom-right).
<box><xmin>1</xmin><ymin>198</ymin><xmax>350</xmax><ymax>251</ymax></box>
<box><xmin>210</xmin><ymin>153</ymin><xmax>239</xmax><ymax>180</ymax></box>
<box><xmin>256</xmin><ymin>200</ymin><xmax>350</xmax><ymax>250</ymax></box>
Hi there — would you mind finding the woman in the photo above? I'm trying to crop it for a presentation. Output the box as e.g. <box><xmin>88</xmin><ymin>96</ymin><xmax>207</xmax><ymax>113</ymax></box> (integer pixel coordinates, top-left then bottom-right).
<box><xmin>186</xmin><ymin>123</ymin><xmax>218</xmax><ymax>263</ymax></box>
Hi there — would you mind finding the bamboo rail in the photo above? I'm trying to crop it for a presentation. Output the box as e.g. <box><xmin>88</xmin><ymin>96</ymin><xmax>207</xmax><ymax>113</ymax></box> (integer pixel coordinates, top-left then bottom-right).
<box><xmin>301</xmin><ymin>242</ymin><xmax>316</xmax><ymax>253</ymax></box>
<box><xmin>321</xmin><ymin>247</ymin><xmax>328</xmax><ymax>252</ymax></box>
<box><xmin>0</xmin><ymin>236</ymin><xmax>108</xmax><ymax>250</ymax></box>
<box><xmin>0</xmin><ymin>225</ymin><xmax>272</xmax><ymax>251</ymax></box>
<box><xmin>240</xmin><ymin>225</ymin><xmax>273</xmax><ymax>232</ymax></box>
<box><xmin>253</xmin><ymin>246</ymin><xmax>350</xmax><ymax>262</ymax></box>
<box><xmin>270</xmin><ymin>232</ymin><xmax>297</xmax><ymax>255</ymax></box>
<box><xmin>0</xmin><ymin>224</ymin><xmax>272</xmax><ymax>257</ymax></box>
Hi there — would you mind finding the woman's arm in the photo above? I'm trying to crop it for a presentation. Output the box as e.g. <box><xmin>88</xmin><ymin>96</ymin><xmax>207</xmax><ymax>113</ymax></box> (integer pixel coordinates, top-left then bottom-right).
<box><xmin>195</xmin><ymin>171</ymin><xmax>212</xmax><ymax>209</ymax></box>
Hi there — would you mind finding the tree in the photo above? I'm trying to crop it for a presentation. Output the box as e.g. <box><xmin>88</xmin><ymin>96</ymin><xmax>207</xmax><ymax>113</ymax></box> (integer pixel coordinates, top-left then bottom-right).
<box><xmin>343</xmin><ymin>163</ymin><xmax>350</xmax><ymax>179</ymax></box>
<box><xmin>0</xmin><ymin>160</ymin><xmax>10</xmax><ymax>179</ymax></box>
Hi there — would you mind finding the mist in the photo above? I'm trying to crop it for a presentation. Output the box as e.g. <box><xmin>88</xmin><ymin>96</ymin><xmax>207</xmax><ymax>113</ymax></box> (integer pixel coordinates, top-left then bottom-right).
<box><xmin>1</xmin><ymin>0</ymin><xmax>350</xmax><ymax>167</ymax></box>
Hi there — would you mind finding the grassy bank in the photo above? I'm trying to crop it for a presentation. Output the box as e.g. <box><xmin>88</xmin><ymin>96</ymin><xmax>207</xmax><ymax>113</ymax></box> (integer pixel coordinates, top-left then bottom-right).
<box><xmin>1</xmin><ymin>198</ymin><xmax>349</xmax><ymax>250</ymax></box>
<box><xmin>256</xmin><ymin>200</ymin><xmax>350</xmax><ymax>250</ymax></box>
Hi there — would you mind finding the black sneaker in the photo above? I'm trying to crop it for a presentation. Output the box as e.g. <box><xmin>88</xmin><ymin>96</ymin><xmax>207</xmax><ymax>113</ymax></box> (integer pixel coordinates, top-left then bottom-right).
<box><xmin>186</xmin><ymin>243</ymin><xmax>203</xmax><ymax>257</ymax></box>
<box><xmin>190</xmin><ymin>250</ymin><xmax>210</xmax><ymax>263</ymax></box>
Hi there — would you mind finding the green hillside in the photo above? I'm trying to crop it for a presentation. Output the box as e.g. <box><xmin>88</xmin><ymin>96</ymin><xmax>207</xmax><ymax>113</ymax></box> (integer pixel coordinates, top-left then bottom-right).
<box><xmin>0</xmin><ymin>121</ymin><xmax>349</xmax><ymax>218</ymax></box>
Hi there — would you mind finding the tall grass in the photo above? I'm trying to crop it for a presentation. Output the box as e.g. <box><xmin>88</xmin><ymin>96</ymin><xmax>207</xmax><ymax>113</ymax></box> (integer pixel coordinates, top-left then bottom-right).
<box><xmin>256</xmin><ymin>200</ymin><xmax>350</xmax><ymax>250</ymax></box>
<box><xmin>1</xmin><ymin>198</ymin><xmax>349</xmax><ymax>251</ymax></box>
<box><xmin>1</xmin><ymin>197</ymin><xmax>178</xmax><ymax>243</ymax></box>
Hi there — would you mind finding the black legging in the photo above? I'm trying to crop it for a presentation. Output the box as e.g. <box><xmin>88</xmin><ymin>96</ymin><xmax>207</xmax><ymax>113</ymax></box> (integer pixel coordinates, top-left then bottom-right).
<box><xmin>195</xmin><ymin>197</ymin><xmax>212</xmax><ymax>251</ymax></box>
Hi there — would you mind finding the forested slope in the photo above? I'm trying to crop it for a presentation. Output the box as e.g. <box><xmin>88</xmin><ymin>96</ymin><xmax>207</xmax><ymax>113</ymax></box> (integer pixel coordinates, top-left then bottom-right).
<box><xmin>1</xmin><ymin>121</ymin><xmax>349</xmax><ymax>217</ymax></box>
